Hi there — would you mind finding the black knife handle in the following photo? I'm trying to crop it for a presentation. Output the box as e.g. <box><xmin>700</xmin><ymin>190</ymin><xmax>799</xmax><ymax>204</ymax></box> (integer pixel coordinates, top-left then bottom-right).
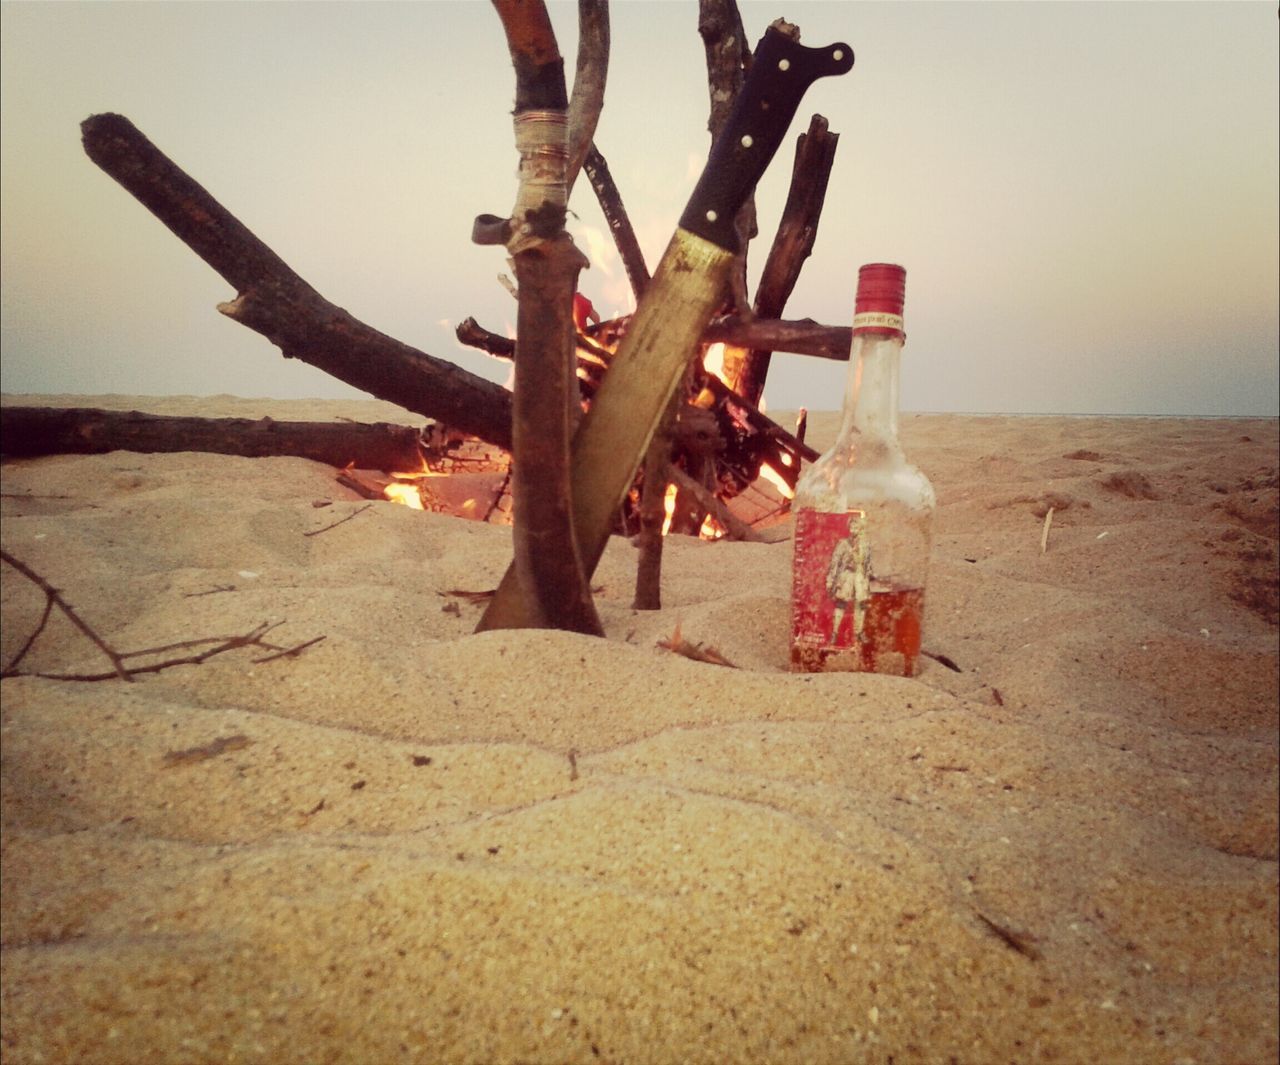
<box><xmin>680</xmin><ymin>28</ymin><xmax>854</xmax><ymax>252</ymax></box>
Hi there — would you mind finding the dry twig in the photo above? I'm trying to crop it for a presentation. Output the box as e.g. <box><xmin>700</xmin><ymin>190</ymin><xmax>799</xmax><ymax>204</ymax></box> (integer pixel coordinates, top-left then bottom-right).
<box><xmin>1040</xmin><ymin>506</ymin><xmax>1055</xmax><ymax>554</ymax></box>
<box><xmin>975</xmin><ymin>911</ymin><xmax>1043</xmax><ymax>961</ymax></box>
<box><xmin>657</xmin><ymin>618</ymin><xmax>737</xmax><ymax>668</ymax></box>
<box><xmin>0</xmin><ymin>550</ymin><xmax>322</xmax><ymax>681</ymax></box>
<box><xmin>2</xmin><ymin>548</ymin><xmax>132</xmax><ymax>680</ymax></box>
<box><xmin>305</xmin><ymin>503</ymin><xmax>374</xmax><ymax>536</ymax></box>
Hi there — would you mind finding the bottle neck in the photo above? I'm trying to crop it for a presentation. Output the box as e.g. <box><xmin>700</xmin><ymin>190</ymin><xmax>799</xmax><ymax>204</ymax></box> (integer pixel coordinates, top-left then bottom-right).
<box><xmin>837</xmin><ymin>332</ymin><xmax>903</xmax><ymax>444</ymax></box>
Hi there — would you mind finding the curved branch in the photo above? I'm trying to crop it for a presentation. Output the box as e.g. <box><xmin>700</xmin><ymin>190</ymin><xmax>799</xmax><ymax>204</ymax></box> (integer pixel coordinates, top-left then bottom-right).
<box><xmin>492</xmin><ymin>0</ymin><xmax>568</xmax><ymax>111</ymax></box>
<box><xmin>566</xmin><ymin>0</ymin><xmax>610</xmax><ymax>196</ymax></box>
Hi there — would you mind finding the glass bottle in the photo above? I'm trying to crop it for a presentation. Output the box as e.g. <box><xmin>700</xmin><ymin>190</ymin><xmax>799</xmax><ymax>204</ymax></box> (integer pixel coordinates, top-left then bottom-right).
<box><xmin>790</xmin><ymin>263</ymin><xmax>935</xmax><ymax>676</ymax></box>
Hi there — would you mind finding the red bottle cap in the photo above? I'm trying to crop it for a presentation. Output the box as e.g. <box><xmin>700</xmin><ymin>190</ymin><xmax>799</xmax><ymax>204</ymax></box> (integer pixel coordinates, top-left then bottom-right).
<box><xmin>853</xmin><ymin>263</ymin><xmax>906</xmax><ymax>337</ymax></box>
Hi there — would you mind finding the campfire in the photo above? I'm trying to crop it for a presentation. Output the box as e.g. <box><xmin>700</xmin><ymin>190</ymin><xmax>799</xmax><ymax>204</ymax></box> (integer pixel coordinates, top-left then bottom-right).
<box><xmin>41</xmin><ymin>4</ymin><xmax>851</xmax><ymax>627</ymax></box>
<box><xmin>441</xmin><ymin>307</ymin><xmax>806</xmax><ymax>543</ymax></box>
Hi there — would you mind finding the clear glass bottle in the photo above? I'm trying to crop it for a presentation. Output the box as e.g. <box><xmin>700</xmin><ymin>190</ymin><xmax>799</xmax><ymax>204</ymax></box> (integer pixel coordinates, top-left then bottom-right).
<box><xmin>790</xmin><ymin>263</ymin><xmax>935</xmax><ymax>676</ymax></box>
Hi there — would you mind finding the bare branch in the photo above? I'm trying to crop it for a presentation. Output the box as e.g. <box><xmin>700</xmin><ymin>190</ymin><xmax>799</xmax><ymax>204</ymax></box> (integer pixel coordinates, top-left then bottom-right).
<box><xmin>1</xmin><ymin>548</ymin><xmax>132</xmax><ymax>680</ymax></box>
<box><xmin>80</xmin><ymin>113</ymin><xmax>514</xmax><ymax>449</ymax></box>
<box><xmin>737</xmin><ymin>114</ymin><xmax>840</xmax><ymax>404</ymax></box>
<box><xmin>566</xmin><ymin>0</ymin><xmax>610</xmax><ymax>195</ymax></box>
<box><xmin>582</xmin><ymin>145</ymin><xmax>650</xmax><ymax>302</ymax></box>
<box><xmin>0</xmin><ymin>550</ymin><xmax>321</xmax><ymax>682</ymax></box>
<box><xmin>0</xmin><ymin>406</ymin><xmax>432</xmax><ymax>470</ymax></box>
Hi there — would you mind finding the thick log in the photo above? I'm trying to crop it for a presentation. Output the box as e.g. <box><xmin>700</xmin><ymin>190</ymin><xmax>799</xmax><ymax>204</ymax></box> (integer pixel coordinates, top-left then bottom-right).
<box><xmin>0</xmin><ymin>406</ymin><xmax>429</xmax><ymax>471</ymax></box>
<box><xmin>491</xmin><ymin>0</ymin><xmax>603</xmax><ymax>637</ymax></box>
<box><xmin>737</xmin><ymin>114</ymin><xmax>841</xmax><ymax>405</ymax></box>
<box><xmin>80</xmin><ymin>113</ymin><xmax>514</xmax><ymax>450</ymax></box>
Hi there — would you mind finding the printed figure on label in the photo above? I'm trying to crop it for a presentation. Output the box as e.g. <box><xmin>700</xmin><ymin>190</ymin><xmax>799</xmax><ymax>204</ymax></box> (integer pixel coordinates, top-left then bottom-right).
<box><xmin>825</xmin><ymin>522</ymin><xmax>871</xmax><ymax>645</ymax></box>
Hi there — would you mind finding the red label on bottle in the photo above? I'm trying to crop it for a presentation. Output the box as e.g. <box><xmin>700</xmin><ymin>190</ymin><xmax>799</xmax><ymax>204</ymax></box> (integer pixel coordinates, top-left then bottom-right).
<box><xmin>791</xmin><ymin>509</ymin><xmax>924</xmax><ymax>676</ymax></box>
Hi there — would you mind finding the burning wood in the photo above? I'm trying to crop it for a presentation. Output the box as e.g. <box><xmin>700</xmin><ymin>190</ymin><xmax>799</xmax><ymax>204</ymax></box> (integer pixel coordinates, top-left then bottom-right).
<box><xmin>340</xmin><ymin>428</ymin><xmax>514</xmax><ymax>524</ymax></box>
<box><xmin>453</xmin><ymin>309</ymin><xmax>809</xmax><ymax>539</ymax></box>
<box><xmin>68</xmin><ymin>0</ymin><xmax>847</xmax><ymax>633</ymax></box>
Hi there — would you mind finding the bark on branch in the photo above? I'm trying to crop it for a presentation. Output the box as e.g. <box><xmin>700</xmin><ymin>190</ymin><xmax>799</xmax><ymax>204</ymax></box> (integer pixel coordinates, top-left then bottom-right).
<box><xmin>566</xmin><ymin>0</ymin><xmax>610</xmax><ymax>195</ymax></box>
<box><xmin>737</xmin><ymin>113</ymin><xmax>840</xmax><ymax>405</ymax></box>
<box><xmin>582</xmin><ymin>145</ymin><xmax>650</xmax><ymax>301</ymax></box>
<box><xmin>702</xmin><ymin>315</ymin><xmax>851</xmax><ymax>361</ymax></box>
<box><xmin>457</xmin><ymin>314</ymin><xmax>852</xmax><ymax>364</ymax></box>
<box><xmin>0</xmin><ymin>406</ymin><xmax>432</xmax><ymax>470</ymax></box>
<box><xmin>490</xmin><ymin>0</ymin><xmax>603</xmax><ymax>636</ymax></box>
<box><xmin>79</xmin><ymin>113</ymin><xmax>514</xmax><ymax>450</ymax></box>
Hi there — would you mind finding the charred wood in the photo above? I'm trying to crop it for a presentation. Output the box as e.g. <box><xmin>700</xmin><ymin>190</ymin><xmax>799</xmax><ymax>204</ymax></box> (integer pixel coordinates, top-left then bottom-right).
<box><xmin>458</xmin><ymin>313</ymin><xmax>852</xmax><ymax>364</ymax></box>
<box><xmin>582</xmin><ymin>146</ymin><xmax>650</xmax><ymax>301</ymax></box>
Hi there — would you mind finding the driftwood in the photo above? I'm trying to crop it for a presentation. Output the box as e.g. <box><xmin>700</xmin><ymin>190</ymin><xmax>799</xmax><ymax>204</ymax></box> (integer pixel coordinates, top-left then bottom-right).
<box><xmin>565</xmin><ymin>0</ymin><xmax>610</xmax><ymax>195</ymax></box>
<box><xmin>665</xmin><ymin>465</ymin><xmax>771</xmax><ymax>542</ymax></box>
<box><xmin>79</xmin><ymin>113</ymin><xmax>514</xmax><ymax>451</ymax></box>
<box><xmin>457</xmin><ymin>313</ymin><xmax>851</xmax><ymax>366</ymax></box>
<box><xmin>737</xmin><ymin>113</ymin><xmax>841</xmax><ymax>405</ymax></box>
<box><xmin>581</xmin><ymin>145</ymin><xmax>650</xmax><ymax>300</ymax></box>
<box><xmin>698</xmin><ymin>0</ymin><xmax>757</xmax><ymax>319</ymax></box>
<box><xmin>0</xmin><ymin>406</ymin><xmax>430</xmax><ymax>470</ymax></box>
<box><xmin>68</xmin><ymin>0</ymin><xmax>847</xmax><ymax>641</ymax></box>
<box><xmin>489</xmin><ymin>0</ymin><xmax>604</xmax><ymax>636</ymax></box>
<box><xmin>703</xmin><ymin>315</ymin><xmax>851</xmax><ymax>360</ymax></box>
<box><xmin>632</xmin><ymin>425</ymin><xmax>671</xmax><ymax>609</ymax></box>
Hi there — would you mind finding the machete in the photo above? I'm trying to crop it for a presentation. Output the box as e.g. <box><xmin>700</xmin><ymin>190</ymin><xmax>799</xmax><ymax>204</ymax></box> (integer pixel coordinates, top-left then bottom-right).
<box><xmin>478</xmin><ymin>25</ymin><xmax>854</xmax><ymax>632</ymax></box>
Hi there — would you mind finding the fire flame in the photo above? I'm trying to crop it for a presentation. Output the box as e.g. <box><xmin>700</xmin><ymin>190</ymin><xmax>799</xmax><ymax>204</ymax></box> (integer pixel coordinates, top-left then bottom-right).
<box><xmin>659</xmin><ymin>482</ymin><xmax>727</xmax><ymax>541</ymax></box>
<box><xmin>661</xmin><ymin>483</ymin><xmax>678</xmax><ymax>536</ymax></box>
<box><xmin>698</xmin><ymin>515</ymin><xmax>725</xmax><ymax>540</ymax></box>
<box><xmin>757</xmin><ymin>460</ymin><xmax>795</xmax><ymax>501</ymax></box>
<box><xmin>702</xmin><ymin>342</ymin><xmax>727</xmax><ymax>382</ymax></box>
<box><xmin>384</xmin><ymin>481</ymin><xmax>425</xmax><ymax>510</ymax></box>
<box><xmin>382</xmin><ymin>461</ymin><xmax>440</xmax><ymax>511</ymax></box>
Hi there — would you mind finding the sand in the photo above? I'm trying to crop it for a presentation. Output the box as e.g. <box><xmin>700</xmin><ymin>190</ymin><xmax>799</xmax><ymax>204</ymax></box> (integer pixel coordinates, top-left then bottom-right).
<box><xmin>1</xmin><ymin>394</ymin><xmax>1276</xmax><ymax>1064</ymax></box>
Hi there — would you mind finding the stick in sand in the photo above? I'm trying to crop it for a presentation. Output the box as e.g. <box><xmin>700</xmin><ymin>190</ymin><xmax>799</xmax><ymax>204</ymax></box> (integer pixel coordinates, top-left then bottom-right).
<box><xmin>1040</xmin><ymin>506</ymin><xmax>1055</xmax><ymax>555</ymax></box>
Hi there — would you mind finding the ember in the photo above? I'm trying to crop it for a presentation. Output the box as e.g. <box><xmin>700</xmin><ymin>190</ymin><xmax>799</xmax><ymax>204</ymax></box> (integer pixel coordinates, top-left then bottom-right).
<box><xmin>339</xmin><ymin>427</ymin><xmax>515</xmax><ymax>524</ymax></box>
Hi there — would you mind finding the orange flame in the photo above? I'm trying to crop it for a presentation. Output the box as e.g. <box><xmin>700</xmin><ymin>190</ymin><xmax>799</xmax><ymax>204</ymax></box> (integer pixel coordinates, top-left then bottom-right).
<box><xmin>384</xmin><ymin>481</ymin><xmax>425</xmax><ymax>510</ymax></box>
<box><xmin>661</xmin><ymin>483</ymin><xmax>678</xmax><ymax>536</ymax></box>
<box><xmin>758</xmin><ymin>461</ymin><xmax>795</xmax><ymax>500</ymax></box>
<box><xmin>702</xmin><ymin>342</ymin><xmax>727</xmax><ymax>382</ymax></box>
<box><xmin>382</xmin><ymin>461</ymin><xmax>441</xmax><ymax>510</ymax></box>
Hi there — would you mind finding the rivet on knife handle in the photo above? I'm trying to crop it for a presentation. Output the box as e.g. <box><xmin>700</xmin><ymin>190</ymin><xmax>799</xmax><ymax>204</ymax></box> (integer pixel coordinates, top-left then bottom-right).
<box><xmin>680</xmin><ymin>28</ymin><xmax>854</xmax><ymax>252</ymax></box>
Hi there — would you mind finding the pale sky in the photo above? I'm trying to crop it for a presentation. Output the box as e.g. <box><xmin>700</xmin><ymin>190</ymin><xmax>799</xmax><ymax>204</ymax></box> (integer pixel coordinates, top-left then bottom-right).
<box><xmin>1</xmin><ymin>0</ymin><xmax>1277</xmax><ymax>415</ymax></box>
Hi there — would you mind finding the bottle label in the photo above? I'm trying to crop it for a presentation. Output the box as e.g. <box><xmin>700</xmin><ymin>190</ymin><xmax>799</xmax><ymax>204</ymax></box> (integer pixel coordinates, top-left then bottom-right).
<box><xmin>791</xmin><ymin>508</ymin><xmax>923</xmax><ymax>676</ymax></box>
<box><xmin>852</xmin><ymin>311</ymin><xmax>904</xmax><ymax>335</ymax></box>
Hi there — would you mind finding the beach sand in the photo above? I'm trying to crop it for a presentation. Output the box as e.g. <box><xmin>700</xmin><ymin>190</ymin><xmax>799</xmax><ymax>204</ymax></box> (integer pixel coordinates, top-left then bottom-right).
<box><xmin>2</xmin><ymin>395</ymin><xmax>1276</xmax><ymax>1064</ymax></box>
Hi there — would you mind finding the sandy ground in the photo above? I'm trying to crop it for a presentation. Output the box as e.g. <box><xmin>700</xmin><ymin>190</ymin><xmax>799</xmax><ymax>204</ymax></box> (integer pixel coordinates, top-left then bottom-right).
<box><xmin>1</xmin><ymin>394</ymin><xmax>1276</xmax><ymax>1064</ymax></box>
